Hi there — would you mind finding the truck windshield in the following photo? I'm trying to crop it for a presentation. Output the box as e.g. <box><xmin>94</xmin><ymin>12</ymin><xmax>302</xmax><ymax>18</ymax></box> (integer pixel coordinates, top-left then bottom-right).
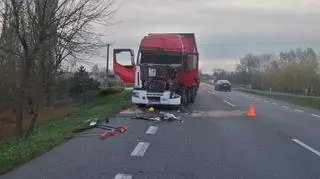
<box><xmin>139</xmin><ymin>51</ymin><xmax>182</xmax><ymax>65</ymax></box>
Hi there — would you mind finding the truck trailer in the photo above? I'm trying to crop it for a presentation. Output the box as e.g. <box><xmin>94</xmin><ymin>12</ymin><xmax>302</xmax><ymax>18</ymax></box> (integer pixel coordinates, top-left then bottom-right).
<box><xmin>113</xmin><ymin>33</ymin><xmax>200</xmax><ymax>107</ymax></box>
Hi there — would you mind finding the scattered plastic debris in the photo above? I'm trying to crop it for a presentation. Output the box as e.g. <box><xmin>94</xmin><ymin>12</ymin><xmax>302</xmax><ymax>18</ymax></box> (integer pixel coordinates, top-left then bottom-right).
<box><xmin>159</xmin><ymin>111</ymin><xmax>179</xmax><ymax>120</ymax></box>
<box><xmin>132</xmin><ymin>111</ymin><xmax>184</xmax><ymax>123</ymax></box>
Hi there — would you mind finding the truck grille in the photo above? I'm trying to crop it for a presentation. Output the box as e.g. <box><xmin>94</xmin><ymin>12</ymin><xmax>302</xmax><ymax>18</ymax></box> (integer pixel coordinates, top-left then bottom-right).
<box><xmin>148</xmin><ymin>97</ymin><xmax>160</xmax><ymax>103</ymax></box>
<box><xmin>147</xmin><ymin>93</ymin><xmax>162</xmax><ymax>97</ymax></box>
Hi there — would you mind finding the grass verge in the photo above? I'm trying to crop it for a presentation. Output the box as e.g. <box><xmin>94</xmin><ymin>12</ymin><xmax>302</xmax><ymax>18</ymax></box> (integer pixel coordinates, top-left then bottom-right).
<box><xmin>0</xmin><ymin>90</ymin><xmax>131</xmax><ymax>174</ymax></box>
<box><xmin>239</xmin><ymin>90</ymin><xmax>320</xmax><ymax>109</ymax></box>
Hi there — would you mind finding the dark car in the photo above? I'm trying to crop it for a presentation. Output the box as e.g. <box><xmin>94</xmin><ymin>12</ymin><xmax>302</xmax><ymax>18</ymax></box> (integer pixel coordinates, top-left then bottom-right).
<box><xmin>215</xmin><ymin>80</ymin><xmax>232</xmax><ymax>91</ymax></box>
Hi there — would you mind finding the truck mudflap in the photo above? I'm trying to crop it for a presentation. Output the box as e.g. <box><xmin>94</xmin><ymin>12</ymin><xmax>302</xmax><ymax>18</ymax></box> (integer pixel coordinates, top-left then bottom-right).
<box><xmin>132</xmin><ymin>90</ymin><xmax>181</xmax><ymax>106</ymax></box>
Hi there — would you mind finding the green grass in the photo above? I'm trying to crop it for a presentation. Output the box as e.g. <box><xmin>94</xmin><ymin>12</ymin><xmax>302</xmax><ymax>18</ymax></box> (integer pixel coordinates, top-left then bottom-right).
<box><xmin>241</xmin><ymin>90</ymin><xmax>320</xmax><ymax>109</ymax></box>
<box><xmin>124</xmin><ymin>83</ymin><xmax>134</xmax><ymax>87</ymax></box>
<box><xmin>0</xmin><ymin>91</ymin><xmax>131</xmax><ymax>174</ymax></box>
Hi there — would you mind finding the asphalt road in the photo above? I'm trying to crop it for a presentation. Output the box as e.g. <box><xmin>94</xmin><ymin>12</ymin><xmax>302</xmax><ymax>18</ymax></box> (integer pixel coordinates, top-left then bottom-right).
<box><xmin>2</xmin><ymin>83</ymin><xmax>320</xmax><ymax>179</ymax></box>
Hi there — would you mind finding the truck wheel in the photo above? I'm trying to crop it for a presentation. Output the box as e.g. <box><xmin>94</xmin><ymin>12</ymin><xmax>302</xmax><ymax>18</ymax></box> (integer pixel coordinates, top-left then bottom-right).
<box><xmin>180</xmin><ymin>88</ymin><xmax>188</xmax><ymax>106</ymax></box>
<box><xmin>187</xmin><ymin>88</ymin><xmax>192</xmax><ymax>103</ymax></box>
<box><xmin>190</xmin><ymin>88</ymin><xmax>195</xmax><ymax>103</ymax></box>
<box><xmin>195</xmin><ymin>84</ymin><xmax>199</xmax><ymax>95</ymax></box>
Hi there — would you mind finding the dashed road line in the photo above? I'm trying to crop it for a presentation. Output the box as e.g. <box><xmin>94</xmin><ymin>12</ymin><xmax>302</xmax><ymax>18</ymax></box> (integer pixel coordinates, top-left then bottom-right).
<box><xmin>131</xmin><ymin>142</ymin><xmax>150</xmax><ymax>157</ymax></box>
<box><xmin>146</xmin><ymin>126</ymin><xmax>158</xmax><ymax>135</ymax></box>
<box><xmin>311</xmin><ymin>114</ymin><xmax>320</xmax><ymax>118</ymax></box>
<box><xmin>291</xmin><ymin>139</ymin><xmax>320</xmax><ymax>157</ymax></box>
<box><xmin>256</xmin><ymin>98</ymin><xmax>261</xmax><ymax>101</ymax></box>
<box><xmin>282</xmin><ymin>105</ymin><xmax>289</xmax><ymax>109</ymax></box>
<box><xmin>272</xmin><ymin>102</ymin><xmax>278</xmax><ymax>106</ymax></box>
<box><xmin>223</xmin><ymin>100</ymin><xmax>235</xmax><ymax>107</ymax></box>
<box><xmin>114</xmin><ymin>173</ymin><xmax>132</xmax><ymax>179</ymax></box>
<box><xmin>264</xmin><ymin>100</ymin><xmax>269</xmax><ymax>103</ymax></box>
<box><xmin>294</xmin><ymin>109</ymin><xmax>304</xmax><ymax>113</ymax></box>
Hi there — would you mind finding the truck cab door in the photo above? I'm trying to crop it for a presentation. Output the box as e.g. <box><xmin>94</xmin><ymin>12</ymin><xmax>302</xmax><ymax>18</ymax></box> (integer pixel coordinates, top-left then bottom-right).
<box><xmin>113</xmin><ymin>49</ymin><xmax>135</xmax><ymax>84</ymax></box>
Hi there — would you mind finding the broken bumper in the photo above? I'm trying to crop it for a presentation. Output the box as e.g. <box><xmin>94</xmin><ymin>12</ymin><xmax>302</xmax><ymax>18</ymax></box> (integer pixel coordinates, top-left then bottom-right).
<box><xmin>132</xmin><ymin>90</ymin><xmax>181</xmax><ymax>105</ymax></box>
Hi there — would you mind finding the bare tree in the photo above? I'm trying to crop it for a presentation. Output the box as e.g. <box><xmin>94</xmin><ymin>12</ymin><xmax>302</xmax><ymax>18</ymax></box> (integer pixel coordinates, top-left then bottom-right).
<box><xmin>0</xmin><ymin>0</ymin><xmax>116</xmax><ymax>139</ymax></box>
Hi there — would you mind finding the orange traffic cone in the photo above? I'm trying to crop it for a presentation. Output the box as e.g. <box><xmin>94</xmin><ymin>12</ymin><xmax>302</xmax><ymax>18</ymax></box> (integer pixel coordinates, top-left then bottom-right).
<box><xmin>247</xmin><ymin>103</ymin><xmax>256</xmax><ymax>117</ymax></box>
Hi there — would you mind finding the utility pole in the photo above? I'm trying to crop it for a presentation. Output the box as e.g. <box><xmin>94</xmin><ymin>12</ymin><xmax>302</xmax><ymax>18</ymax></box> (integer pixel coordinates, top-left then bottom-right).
<box><xmin>106</xmin><ymin>44</ymin><xmax>110</xmax><ymax>87</ymax></box>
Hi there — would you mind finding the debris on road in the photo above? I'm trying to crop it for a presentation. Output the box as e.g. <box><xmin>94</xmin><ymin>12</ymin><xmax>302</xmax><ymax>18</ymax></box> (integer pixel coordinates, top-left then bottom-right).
<box><xmin>190</xmin><ymin>110</ymin><xmax>245</xmax><ymax>117</ymax></box>
<box><xmin>148</xmin><ymin>107</ymin><xmax>155</xmax><ymax>112</ymax></box>
<box><xmin>119</xmin><ymin>108</ymin><xmax>143</xmax><ymax>115</ymax></box>
<box><xmin>132</xmin><ymin>111</ymin><xmax>184</xmax><ymax>123</ymax></box>
<box><xmin>72</xmin><ymin>118</ymin><xmax>128</xmax><ymax>140</ymax></box>
<box><xmin>100</xmin><ymin>129</ymin><xmax>116</xmax><ymax>140</ymax></box>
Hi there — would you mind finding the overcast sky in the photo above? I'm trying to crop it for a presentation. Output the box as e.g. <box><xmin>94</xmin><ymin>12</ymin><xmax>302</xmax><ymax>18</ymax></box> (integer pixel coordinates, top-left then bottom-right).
<box><xmin>90</xmin><ymin>0</ymin><xmax>320</xmax><ymax>74</ymax></box>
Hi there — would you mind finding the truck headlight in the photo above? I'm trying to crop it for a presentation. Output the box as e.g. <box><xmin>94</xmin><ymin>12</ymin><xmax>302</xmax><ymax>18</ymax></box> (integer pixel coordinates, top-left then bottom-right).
<box><xmin>132</xmin><ymin>91</ymin><xmax>139</xmax><ymax>98</ymax></box>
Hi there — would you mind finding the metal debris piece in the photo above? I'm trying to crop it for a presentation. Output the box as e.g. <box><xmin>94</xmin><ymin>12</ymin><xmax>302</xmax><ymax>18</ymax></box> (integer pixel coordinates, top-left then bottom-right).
<box><xmin>133</xmin><ymin>112</ymin><xmax>184</xmax><ymax>123</ymax></box>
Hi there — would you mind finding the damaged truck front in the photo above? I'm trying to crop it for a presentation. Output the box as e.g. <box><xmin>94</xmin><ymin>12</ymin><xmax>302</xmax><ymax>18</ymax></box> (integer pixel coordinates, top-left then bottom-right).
<box><xmin>113</xmin><ymin>33</ymin><xmax>200</xmax><ymax>107</ymax></box>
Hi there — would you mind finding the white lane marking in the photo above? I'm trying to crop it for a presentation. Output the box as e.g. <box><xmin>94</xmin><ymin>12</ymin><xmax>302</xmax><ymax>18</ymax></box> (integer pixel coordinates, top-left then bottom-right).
<box><xmin>291</xmin><ymin>139</ymin><xmax>320</xmax><ymax>157</ymax></box>
<box><xmin>282</xmin><ymin>105</ymin><xmax>289</xmax><ymax>109</ymax></box>
<box><xmin>131</xmin><ymin>142</ymin><xmax>150</xmax><ymax>157</ymax></box>
<box><xmin>272</xmin><ymin>102</ymin><xmax>278</xmax><ymax>106</ymax></box>
<box><xmin>311</xmin><ymin>114</ymin><xmax>320</xmax><ymax>118</ymax></box>
<box><xmin>264</xmin><ymin>100</ymin><xmax>269</xmax><ymax>103</ymax></box>
<box><xmin>295</xmin><ymin>109</ymin><xmax>304</xmax><ymax>113</ymax></box>
<box><xmin>146</xmin><ymin>126</ymin><xmax>158</xmax><ymax>135</ymax></box>
<box><xmin>223</xmin><ymin>100</ymin><xmax>235</xmax><ymax>107</ymax></box>
<box><xmin>256</xmin><ymin>98</ymin><xmax>261</xmax><ymax>101</ymax></box>
<box><xmin>114</xmin><ymin>173</ymin><xmax>132</xmax><ymax>179</ymax></box>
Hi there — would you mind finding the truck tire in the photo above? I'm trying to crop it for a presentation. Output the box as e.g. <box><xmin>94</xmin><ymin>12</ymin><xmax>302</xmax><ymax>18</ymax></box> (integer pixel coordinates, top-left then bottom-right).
<box><xmin>180</xmin><ymin>88</ymin><xmax>188</xmax><ymax>106</ymax></box>
<box><xmin>190</xmin><ymin>88</ymin><xmax>195</xmax><ymax>103</ymax></box>
<box><xmin>187</xmin><ymin>88</ymin><xmax>192</xmax><ymax>103</ymax></box>
<box><xmin>195</xmin><ymin>83</ymin><xmax>200</xmax><ymax>95</ymax></box>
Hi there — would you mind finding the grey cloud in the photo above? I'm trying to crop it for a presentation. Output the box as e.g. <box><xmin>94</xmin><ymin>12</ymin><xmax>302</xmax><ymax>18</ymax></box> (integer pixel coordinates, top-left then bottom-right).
<box><xmin>94</xmin><ymin>0</ymin><xmax>320</xmax><ymax>71</ymax></box>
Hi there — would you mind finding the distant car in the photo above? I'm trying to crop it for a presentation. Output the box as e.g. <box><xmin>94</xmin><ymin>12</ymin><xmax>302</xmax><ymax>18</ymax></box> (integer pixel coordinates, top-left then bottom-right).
<box><xmin>215</xmin><ymin>80</ymin><xmax>231</xmax><ymax>91</ymax></box>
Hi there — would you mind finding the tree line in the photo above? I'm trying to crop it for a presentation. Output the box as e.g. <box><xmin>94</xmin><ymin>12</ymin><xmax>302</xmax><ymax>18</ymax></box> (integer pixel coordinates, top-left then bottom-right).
<box><xmin>209</xmin><ymin>47</ymin><xmax>320</xmax><ymax>96</ymax></box>
<box><xmin>0</xmin><ymin>0</ymin><xmax>115</xmax><ymax>139</ymax></box>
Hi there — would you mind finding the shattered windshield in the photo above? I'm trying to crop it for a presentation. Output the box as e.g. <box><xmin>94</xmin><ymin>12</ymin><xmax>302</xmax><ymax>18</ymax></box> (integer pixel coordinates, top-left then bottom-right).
<box><xmin>139</xmin><ymin>51</ymin><xmax>183</xmax><ymax>65</ymax></box>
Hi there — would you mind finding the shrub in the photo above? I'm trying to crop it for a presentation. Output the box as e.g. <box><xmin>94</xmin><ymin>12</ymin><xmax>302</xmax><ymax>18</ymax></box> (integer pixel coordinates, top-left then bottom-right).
<box><xmin>69</xmin><ymin>66</ymin><xmax>100</xmax><ymax>94</ymax></box>
<box><xmin>99</xmin><ymin>87</ymin><xmax>124</xmax><ymax>96</ymax></box>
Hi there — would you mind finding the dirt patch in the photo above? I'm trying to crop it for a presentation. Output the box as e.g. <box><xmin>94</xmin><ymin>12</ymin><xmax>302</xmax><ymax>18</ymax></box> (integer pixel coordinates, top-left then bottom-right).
<box><xmin>190</xmin><ymin>110</ymin><xmax>246</xmax><ymax>117</ymax></box>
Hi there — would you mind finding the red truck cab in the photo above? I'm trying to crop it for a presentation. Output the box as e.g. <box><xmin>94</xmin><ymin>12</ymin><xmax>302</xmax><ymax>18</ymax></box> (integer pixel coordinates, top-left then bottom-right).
<box><xmin>113</xmin><ymin>33</ymin><xmax>200</xmax><ymax>107</ymax></box>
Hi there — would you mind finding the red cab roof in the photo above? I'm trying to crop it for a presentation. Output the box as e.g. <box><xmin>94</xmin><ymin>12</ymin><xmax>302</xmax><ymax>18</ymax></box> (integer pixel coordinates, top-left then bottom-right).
<box><xmin>139</xmin><ymin>33</ymin><xmax>198</xmax><ymax>54</ymax></box>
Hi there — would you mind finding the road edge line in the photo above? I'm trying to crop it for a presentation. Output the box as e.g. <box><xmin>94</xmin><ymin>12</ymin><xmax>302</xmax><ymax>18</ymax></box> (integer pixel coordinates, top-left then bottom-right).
<box><xmin>223</xmin><ymin>100</ymin><xmax>235</xmax><ymax>107</ymax></box>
